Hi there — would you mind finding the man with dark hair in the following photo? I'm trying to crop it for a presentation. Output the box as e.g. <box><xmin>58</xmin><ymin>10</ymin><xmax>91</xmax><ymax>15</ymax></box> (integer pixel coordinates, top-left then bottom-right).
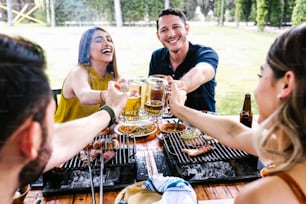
<box><xmin>149</xmin><ymin>8</ymin><xmax>219</xmax><ymax>112</ymax></box>
<box><xmin>0</xmin><ymin>34</ymin><xmax>128</xmax><ymax>203</ymax></box>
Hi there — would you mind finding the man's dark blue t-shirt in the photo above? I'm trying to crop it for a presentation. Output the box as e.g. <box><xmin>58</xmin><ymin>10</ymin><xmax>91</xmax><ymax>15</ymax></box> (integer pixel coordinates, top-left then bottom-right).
<box><xmin>149</xmin><ymin>42</ymin><xmax>218</xmax><ymax>112</ymax></box>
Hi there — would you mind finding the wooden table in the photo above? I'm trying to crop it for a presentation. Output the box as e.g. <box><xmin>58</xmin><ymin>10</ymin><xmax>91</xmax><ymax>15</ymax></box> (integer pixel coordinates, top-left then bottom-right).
<box><xmin>24</xmin><ymin>116</ymin><xmax>257</xmax><ymax>203</ymax></box>
<box><xmin>24</xmin><ymin>182</ymin><xmax>247</xmax><ymax>203</ymax></box>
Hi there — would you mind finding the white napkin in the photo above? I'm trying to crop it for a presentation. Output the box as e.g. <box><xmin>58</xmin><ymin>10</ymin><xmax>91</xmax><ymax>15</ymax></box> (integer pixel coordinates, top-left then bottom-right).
<box><xmin>198</xmin><ymin>199</ymin><xmax>234</xmax><ymax>204</ymax></box>
<box><xmin>142</xmin><ymin>175</ymin><xmax>197</xmax><ymax>204</ymax></box>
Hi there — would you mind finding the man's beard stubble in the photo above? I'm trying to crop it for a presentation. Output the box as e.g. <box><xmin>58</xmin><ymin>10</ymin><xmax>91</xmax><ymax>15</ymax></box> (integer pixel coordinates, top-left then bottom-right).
<box><xmin>18</xmin><ymin>125</ymin><xmax>52</xmax><ymax>188</ymax></box>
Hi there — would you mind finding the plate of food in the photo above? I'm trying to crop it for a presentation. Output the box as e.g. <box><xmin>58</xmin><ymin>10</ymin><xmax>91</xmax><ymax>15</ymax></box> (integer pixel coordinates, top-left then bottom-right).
<box><xmin>115</xmin><ymin>122</ymin><xmax>157</xmax><ymax>137</ymax></box>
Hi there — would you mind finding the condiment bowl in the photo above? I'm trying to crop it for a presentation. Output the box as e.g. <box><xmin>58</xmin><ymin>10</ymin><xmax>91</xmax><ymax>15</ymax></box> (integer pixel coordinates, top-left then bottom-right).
<box><xmin>159</xmin><ymin>122</ymin><xmax>187</xmax><ymax>134</ymax></box>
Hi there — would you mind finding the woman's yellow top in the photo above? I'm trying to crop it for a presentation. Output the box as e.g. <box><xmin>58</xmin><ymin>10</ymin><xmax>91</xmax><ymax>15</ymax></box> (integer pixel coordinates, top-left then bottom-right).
<box><xmin>54</xmin><ymin>66</ymin><xmax>112</xmax><ymax>123</ymax></box>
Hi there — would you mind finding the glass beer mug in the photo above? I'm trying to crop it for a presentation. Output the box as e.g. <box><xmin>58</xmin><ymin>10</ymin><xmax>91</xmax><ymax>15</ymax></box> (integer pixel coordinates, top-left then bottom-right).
<box><xmin>144</xmin><ymin>77</ymin><xmax>167</xmax><ymax>121</ymax></box>
<box><xmin>119</xmin><ymin>77</ymin><xmax>143</xmax><ymax>124</ymax></box>
<box><xmin>149</xmin><ymin>74</ymin><xmax>172</xmax><ymax>118</ymax></box>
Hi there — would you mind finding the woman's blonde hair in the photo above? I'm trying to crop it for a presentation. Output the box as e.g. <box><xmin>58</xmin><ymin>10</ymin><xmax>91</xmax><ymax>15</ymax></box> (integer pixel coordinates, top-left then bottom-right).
<box><xmin>255</xmin><ymin>23</ymin><xmax>306</xmax><ymax>174</ymax></box>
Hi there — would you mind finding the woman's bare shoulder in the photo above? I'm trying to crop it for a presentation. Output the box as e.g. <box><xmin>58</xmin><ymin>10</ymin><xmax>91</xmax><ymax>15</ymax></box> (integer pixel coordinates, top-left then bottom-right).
<box><xmin>62</xmin><ymin>65</ymin><xmax>89</xmax><ymax>98</ymax></box>
<box><xmin>234</xmin><ymin>176</ymin><xmax>296</xmax><ymax>204</ymax></box>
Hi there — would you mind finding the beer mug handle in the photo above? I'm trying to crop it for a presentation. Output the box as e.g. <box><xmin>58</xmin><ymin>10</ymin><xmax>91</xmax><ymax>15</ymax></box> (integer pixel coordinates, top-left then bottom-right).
<box><xmin>163</xmin><ymin>85</ymin><xmax>173</xmax><ymax>118</ymax></box>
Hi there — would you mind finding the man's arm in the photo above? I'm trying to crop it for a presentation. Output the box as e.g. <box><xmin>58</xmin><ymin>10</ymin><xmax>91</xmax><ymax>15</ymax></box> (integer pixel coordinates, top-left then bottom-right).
<box><xmin>180</xmin><ymin>62</ymin><xmax>215</xmax><ymax>93</ymax></box>
<box><xmin>44</xmin><ymin>81</ymin><xmax>128</xmax><ymax>171</ymax></box>
<box><xmin>44</xmin><ymin>109</ymin><xmax>115</xmax><ymax>171</ymax></box>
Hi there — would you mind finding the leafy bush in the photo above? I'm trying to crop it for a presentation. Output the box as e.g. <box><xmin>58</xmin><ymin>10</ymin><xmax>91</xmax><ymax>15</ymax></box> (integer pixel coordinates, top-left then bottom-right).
<box><xmin>291</xmin><ymin>0</ymin><xmax>306</xmax><ymax>26</ymax></box>
<box><xmin>256</xmin><ymin>0</ymin><xmax>268</xmax><ymax>31</ymax></box>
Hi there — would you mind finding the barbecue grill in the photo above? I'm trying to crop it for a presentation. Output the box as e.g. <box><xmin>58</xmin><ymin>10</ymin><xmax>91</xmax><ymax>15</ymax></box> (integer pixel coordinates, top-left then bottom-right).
<box><xmin>161</xmin><ymin>131</ymin><xmax>261</xmax><ymax>184</ymax></box>
<box><xmin>39</xmin><ymin>120</ymin><xmax>261</xmax><ymax>196</ymax></box>
<box><xmin>42</xmin><ymin>134</ymin><xmax>137</xmax><ymax>195</ymax></box>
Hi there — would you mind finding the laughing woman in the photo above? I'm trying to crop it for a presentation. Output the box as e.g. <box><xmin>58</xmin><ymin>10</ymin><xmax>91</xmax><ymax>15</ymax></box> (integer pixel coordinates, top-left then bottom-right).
<box><xmin>55</xmin><ymin>27</ymin><xmax>120</xmax><ymax>122</ymax></box>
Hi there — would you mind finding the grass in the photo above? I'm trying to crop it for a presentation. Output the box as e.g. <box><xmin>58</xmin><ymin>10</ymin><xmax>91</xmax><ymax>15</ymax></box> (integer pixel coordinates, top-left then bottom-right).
<box><xmin>1</xmin><ymin>22</ymin><xmax>281</xmax><ymax>115</ymax></box>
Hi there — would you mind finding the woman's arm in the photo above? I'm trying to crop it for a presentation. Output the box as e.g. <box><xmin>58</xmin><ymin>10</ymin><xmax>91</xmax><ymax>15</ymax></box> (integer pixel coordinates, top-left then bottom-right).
<box><xmin>170</xmin><ymin>82</ymin><xmax>257</xmax><ymax>155</ymax></box>
<box><xmin>65</xmin><ymin>66</ymin><xmax>104</xmax><ymax>105</ymax></box>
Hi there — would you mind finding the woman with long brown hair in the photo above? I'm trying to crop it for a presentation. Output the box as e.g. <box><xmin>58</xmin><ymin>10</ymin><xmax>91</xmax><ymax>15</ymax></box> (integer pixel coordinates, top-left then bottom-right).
<box><xmin>55</xmin><ymin>27</ymin><xmax>120</xmax><ymax>122</ymax></box>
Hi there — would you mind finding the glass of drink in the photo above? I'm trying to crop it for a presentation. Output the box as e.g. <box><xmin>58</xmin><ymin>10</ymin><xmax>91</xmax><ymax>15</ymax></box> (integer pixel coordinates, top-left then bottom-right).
<box><xmin>119</xmin><ymin>77</ymin><xmax>142</xmax><ymax>124</ymax></box>
<box><xmin>134</xmin><ymin>76</ymin><xmax>148</xmax><ymax>120</ymax></box>
<box><xmin>144</xmin><ymin>77</ymin><xmax>167</xmax><ymax>121</ymax></box>
<box><xmin>149</xmin><ymin>74</ymin><xmax>172</xmax><ymax>118</ymax></box>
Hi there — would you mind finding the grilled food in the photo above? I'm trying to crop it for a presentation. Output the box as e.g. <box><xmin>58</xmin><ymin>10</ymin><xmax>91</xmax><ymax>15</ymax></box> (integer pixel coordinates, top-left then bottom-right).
<box><xmin>117</xmin><ymin>123</ymin><xmax>156</xmax><ymax>136</ymax></box>
<box><xmin>180</xmin><ymin>129</ymin><xmax>201</xmax><ymax>140</ymax></box>
<box><xmin>79</xmin><ymin>133</ymin><xmax>120</xmax><ymax>166</ymax></box>
<box><xmin>182</xmin><ymin>144</ymin><xmax>215</xmax><ymax>157</ymax></box>
<box><xmin>118</xmin><ymin>125</ymin><xmax>138</xmax><ymax>134</ymax></box>
<box><xmin>103</xmin><ymin>151</ymin><xmax>116</xmax><ymax>164</ymax></box>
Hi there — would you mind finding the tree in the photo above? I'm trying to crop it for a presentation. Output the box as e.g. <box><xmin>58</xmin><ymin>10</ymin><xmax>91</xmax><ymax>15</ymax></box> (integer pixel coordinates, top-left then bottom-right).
<box><xmin>256</xmin><ymin>0</ymin><xmax>268</xmax><ymax>31</ymax></box>
<box><xmin>267</xmin><ymin>0</ymin><xmax>284</xmax><ymax>27</ymax></box>
<box><xmin>165</xmin><ymin>0</ymin><xmax>170</xmax><ymax>8</ymax></box>
<box><xmin>121</xmin><ymin>0</ymin><xmax>146</xmax><ymax>23</ymax></box>
<box><xmin>282</xmin><ymin>0</ymin><xmax>295</xmax><ymax>24</ymax></box>
<box><xmin>291</xmin><ymin>0</ymin><xmax>306</xmax><ymax>26</ymax></box>
<box><xmin>185</xmin><ymin>0</ymin><xmax>198</xmax><ymax>20</ymax></box>
<box><xmin>241</xmin><ymin>0</ymin><xmax>253</xmax><ymax>22</ymax></box>
<box><xmin>114</xmin><ymin>0</ymin><xmax>122</xmax><ymax>26</ymax></box>
<box><xmin>216</xmin><ymin>0</ymin><xmax>225</xmax><ymax>24</ymax></box>
<box><xmin>198</xmin><ymin>0</ymin><xmax>212</xmax><ymax>17</ymax></box>
<box><xmin>6</xmin><ymin>0</ymin><xmax>13</xmax><ymax>26</ymax></box>
<box><xmin>146</xmin><ymin>0</ymin><xmax>164</xmax><ymax>22</ymax></box>
<box><xmin>219</xmin><ymin>0</ymin><xmax>225</xmax><ymax>25</ymax></box>
<box><xmin>171</xmin><ymin>0</ymin><xmax>184</xmax><ymax>9</ymax></box>
<box><xmin>249</xmin><ymin>0</ymin><xmax>257</xmax><ymax>23</ymax></box>
<box><xmin>234</xmin><ymin>0</ymin><xmax>243</xmax><ymax>25</ymax></box>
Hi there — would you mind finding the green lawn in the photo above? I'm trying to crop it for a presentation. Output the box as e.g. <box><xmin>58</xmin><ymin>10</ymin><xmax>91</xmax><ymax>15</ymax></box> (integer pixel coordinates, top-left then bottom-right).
<box><xmin>1</xmin><ymin>22</ymin><xmax>281</xmax><ymax>115</ymax></box>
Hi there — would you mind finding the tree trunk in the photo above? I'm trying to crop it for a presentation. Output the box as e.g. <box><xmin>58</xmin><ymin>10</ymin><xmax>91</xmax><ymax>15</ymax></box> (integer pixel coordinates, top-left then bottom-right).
<box><xmin>6</xmin><ymin>0</ymin><xmax>13</xmax><ymax>26</ymax></box>
<box><xmin>219</xmin><ymin>0</ymin><xmax>224</xmax><ymax>26</ymax></box>
<box><xmin>50</xmin><ymin>0</ymin><xmax>56</xmax><ymax>27</ymax></box>
<box><xmin>114</xmin><ymin>0</ymin><xmax>123</xmax><ymax>27</ymax></box>
<box><xmin>45</xmin><ymin>0</ymin><xmax>50</xmax><ymax>25</ymax></box>
<box><xmin>165</xmin><ymin>0</ymin><xmax>170</xmax><ymax>8</ymax></box>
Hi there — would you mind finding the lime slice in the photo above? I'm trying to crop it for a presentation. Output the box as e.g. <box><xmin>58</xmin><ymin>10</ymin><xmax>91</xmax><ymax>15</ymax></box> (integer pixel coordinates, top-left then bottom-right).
<box><xmin>180</xmin><ymin>128</ymin><xmax>201</xmax><ymax>140</ymax></box>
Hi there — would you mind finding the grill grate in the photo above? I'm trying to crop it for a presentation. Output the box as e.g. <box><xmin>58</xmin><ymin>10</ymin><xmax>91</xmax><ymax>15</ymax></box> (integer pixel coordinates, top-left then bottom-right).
<box><xmin>162</xmin><ymin>131</ymin><xmax>261</xmax><ymax>183</ymax></box>
<box><xmin>42</xmin><ymin>134</ymin><xmax>137</xmax><ymax>195</ymax></box>
<box><xmin>62</xmin><ymin>134</ymin><xmax>136</xmax><ymax>169</ymax></box>
<box><xmin>164</xmin><ymin>133</ymin><xmax>249</xmax><ymax>165</ymax></box>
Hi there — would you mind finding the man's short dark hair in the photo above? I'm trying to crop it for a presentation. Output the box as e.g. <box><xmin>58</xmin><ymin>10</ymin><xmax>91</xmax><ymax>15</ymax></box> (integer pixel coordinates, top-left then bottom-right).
<box><xmin>0</xmin><ymin>34</ymin><xmax>52</xmax><ymax>149</ymax></box>
<box><xmin>156</xmin><ymin>8</ymin><xmax>187</xmax><ymax>31</ymax></box>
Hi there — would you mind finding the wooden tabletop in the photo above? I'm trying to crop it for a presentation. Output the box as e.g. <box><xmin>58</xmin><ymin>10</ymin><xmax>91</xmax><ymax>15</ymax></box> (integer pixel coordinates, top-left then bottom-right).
<box><xmin>24</xmin><ymin>182</ymin><xmax>247</xmax><ymax>203</ymax></box>
<box><xmin>23</xmin><ymin>116</ymin><xmax>256</xmax><ymax>203</ymax></box>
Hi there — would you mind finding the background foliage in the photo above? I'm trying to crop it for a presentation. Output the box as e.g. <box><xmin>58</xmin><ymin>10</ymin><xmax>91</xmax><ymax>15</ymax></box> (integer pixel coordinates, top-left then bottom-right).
<box><xmin>0</xmin><ymin>0</ymin><xmax>305</xmax><ymax>28</ymax></box>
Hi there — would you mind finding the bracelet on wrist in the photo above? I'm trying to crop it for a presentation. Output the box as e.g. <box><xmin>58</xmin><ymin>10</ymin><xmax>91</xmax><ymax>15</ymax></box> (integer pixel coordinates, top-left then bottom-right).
<box><xmin>99</xmin><ymin>91</ymin><xmax>105</xmax><ymax>104</ymax></box>
<box><xmin>99</xmin><ymin>105</ymin><xmax>116</xmax><ymax>127</ymax></box>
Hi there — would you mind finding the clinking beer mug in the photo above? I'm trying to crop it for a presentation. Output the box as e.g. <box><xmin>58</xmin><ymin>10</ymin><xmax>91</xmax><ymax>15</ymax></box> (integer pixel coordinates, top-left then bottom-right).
<box><xmin>144</xmin><ymin>77</ymin><xmax>167</xmax><ymax>121</ymax></box>
<box><xmin>149</xmin><ymin>74</ymin><xmax>172</xmax><ymax>118</ymax></box>
<box><xmin>119</xmin><ymin>78</ymin><xmax>143</xmax><ymax>124</ymax></box>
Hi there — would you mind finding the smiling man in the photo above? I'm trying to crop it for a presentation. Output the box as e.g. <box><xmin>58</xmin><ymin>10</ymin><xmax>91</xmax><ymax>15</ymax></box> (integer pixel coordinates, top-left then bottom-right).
<box><xmin>149</xmin><ymin>8</ymin><xmax>219</xmax><ymax>112</ymax></box>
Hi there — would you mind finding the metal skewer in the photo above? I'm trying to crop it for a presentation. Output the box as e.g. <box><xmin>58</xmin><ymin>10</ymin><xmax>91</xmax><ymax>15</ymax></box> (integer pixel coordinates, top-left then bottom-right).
<box><xmin>173</xmin><ymin>119</ymin><xmax>181</xmax><ymax>131</ymax></box>
<box><xmin>100</xmin><ymin>149</ymin><xmax>104</xmax><ymax>204</ymax></box>
<box><xmin>87</xmin><ymin>149</ymin><xmax>97</xmax><ymax>204</ymax></box>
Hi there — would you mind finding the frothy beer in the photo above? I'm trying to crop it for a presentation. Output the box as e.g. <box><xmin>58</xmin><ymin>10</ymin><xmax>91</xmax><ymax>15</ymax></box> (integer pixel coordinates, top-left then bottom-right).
<box><xmin>144</xmin><ymin>100</ymin><xmax>163</xmax><ymax>115</ymax></box>
<box><xmin>122</xmin><ymin>94</ymin><xmax>141</xmax><ymax>120</ymax></box>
